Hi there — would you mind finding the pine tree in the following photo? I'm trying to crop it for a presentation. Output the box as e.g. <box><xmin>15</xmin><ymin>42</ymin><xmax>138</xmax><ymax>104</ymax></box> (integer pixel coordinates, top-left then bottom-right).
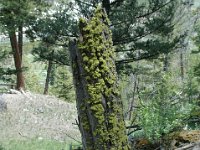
<box><xmin>0</xmin><ymin>0</ymin><xmax>48</xmax><ymax>90</ymax></box>
<box><xmin>75</xmin><ymin>0</ymin><xmax>186</xmax><ymax>66</ymax></box>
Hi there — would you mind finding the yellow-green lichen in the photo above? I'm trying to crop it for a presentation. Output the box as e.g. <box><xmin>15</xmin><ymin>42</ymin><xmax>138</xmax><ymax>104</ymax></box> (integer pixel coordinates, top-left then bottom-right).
<box><xmin>77</xmin><ymin>5</ymin><xmax>129</xmax><ymax>149</ymax></box>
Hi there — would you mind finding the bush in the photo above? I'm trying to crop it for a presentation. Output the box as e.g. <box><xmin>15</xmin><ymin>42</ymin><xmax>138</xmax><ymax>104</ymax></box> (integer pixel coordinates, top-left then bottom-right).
<box><xmin>137</xmin><ymin>75</ymin><xmax>193</xmax><ymax>141</ymax></box>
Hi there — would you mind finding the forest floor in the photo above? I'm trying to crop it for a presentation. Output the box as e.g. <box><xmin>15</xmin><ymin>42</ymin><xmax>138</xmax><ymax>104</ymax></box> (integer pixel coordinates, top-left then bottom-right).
<box><xmin>0</xmin><ymin>92</ymin><xmax>200</xmax><ymax>150</ymax></box>
<box><xmin>0</xmin><ymin>92</ymin><xmax>81</xmax><ymax>149</ymax></box>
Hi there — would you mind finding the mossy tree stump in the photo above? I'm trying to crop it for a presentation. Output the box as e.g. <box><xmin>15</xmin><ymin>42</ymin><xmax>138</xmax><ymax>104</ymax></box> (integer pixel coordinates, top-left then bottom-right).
<box><xmin>69</xmin><ymin>6</ymin><xmax>129</xmax><ymax>150</ymax></box>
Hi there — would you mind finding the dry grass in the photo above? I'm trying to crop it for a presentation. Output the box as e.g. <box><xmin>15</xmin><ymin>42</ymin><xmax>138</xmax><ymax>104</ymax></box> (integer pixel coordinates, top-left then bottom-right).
<box><xmin>0</xmin><ymin>92</ymin><xmax>81</xmax><ymax>143</ymax></box>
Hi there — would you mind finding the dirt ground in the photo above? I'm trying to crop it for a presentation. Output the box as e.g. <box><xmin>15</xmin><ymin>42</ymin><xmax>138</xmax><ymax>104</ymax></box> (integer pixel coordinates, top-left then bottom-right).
<box><xmin>0</xmin><ymin>92</ymin><xmax>81</xmax><ymax>143</ymax></box>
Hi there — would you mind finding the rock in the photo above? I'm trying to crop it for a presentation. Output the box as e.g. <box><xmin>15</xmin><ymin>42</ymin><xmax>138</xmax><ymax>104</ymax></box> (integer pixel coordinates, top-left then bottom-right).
<box><xmin>193</xmin><ymin>144</ymin><xmax>200</xmax><ymax>150</ymax></box>
<box><xmin>36</xmin><ymin>107</ymin><xmax>44</xmax><ymax>113</ymax></box>
<box><xmin>0</xmin><ymin>95</ymin><xmax>7</xmax><ymax>111</ymax></box>
<box><xmin>9</xmin><ymin>89</ymin><xmax>21</xmax><ymax>94</ymax></box>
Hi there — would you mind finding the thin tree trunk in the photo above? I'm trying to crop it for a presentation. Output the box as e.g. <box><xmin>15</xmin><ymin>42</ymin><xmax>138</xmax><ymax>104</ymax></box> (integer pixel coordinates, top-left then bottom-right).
<box><xmin>9</xmin><ymin>32</ymin><xmax>25</xmax><ymax>90</ymax></box>
<box><xmin>128</xmin><ymin>76</ymin><xmax>137</xmax><ymax>120</ymax></box>
<box><xmin>180</xmin><ymin>51</ymin><xmax>184</xmax><ymax>80</ymax></box>
<box><xmin>163</xmin><ymin>54</ymin><xmax>169</xmax><ymax>72</ymax></box>
<box><xmin>102</xmin><ymin>0</ymin><xmax>110</xmax><ymax>15</ymax></box>
<box><xmin>43</xmin><ymin>60</ymin><xmax>53</xmax><ymax>95</ymax></box>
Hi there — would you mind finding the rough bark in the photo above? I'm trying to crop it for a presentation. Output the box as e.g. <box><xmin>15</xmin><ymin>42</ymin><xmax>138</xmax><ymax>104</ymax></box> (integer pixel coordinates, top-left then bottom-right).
<box><xmin>9</xmin><ymin>32</ymin><xmax>25</xmax><ymax>90</ymax></box>
<box><xmin>18</xmin><ymin>25</ymin><xmax>23</xmax><ymax>59</ymax></box>
<box><xmin>69</xmin><ymin>7</ymin><xmax>129</xmax><ymax>150</ymax></box>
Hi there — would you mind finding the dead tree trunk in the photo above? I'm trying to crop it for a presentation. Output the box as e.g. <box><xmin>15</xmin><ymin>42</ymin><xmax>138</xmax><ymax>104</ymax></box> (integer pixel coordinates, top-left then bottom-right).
<box><xmin>9</xmin><ymin>31</ymin><xmax>25</xmax><ymax>90</ymax></box>
<box><xmin>69</xmin><ymin>7</ymin><xmax>129</xmax><ymax>150</ymax></box>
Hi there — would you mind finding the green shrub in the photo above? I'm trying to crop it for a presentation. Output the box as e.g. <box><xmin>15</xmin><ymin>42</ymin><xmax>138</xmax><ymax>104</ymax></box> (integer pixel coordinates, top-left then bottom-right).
<box><xmin>137</xmin><ymin>75</ymin><xmax>193</xmax><ymax>141</ymax></box>
<box><xmin>183</xmin><ymin>71</ymin><xmax>200</xmax><ymax>129</ymax></box>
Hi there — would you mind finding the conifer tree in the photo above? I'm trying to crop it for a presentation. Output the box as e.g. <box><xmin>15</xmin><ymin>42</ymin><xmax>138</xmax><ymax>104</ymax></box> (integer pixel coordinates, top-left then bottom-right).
<box><xmin>0</xmin><ymin>0</ymin><xmax>48</xmax><ymax>90</ymax></box>
<box><xmin>75</xmin><ymin>0</ymin><xmax>185</xmax><ymax>67</ymax></box>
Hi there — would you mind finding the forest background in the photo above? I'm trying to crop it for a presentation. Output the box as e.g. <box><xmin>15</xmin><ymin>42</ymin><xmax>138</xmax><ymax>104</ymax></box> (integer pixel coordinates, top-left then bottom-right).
<box><xmin>0</xmin><ymin>0</ymin><xmax>200</xmax><ymax>149</ymax></box>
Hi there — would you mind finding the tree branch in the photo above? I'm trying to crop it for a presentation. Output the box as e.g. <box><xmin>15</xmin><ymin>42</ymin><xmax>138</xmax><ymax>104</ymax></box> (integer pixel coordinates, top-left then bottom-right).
<box><xmin>113</xmin><ymin>20</ymin><xmax>174</xmax><ymax>45</ymax></box>
<box><xmin>126</xmin><ymin>125</ymin><xmax>141</xmax><ymax>129</ymax></box>
<box><xmin>75</xmin><ymin>0</ymin><xmax>95</xmax><ymax>8</ymax></box>
<box><xmin>116</xmin><ymin>52</ymin><xmax>160</xmax><ymax>64</ymax></box>
<box><xmin>110</xmin><ymin>0</ymin><xmax>124</xmax><ymax>7</ymax></box>
<box><xmin>135</xmin><ymin>0</ymin><xmax>174</xmax><ymax>19</ymax></box>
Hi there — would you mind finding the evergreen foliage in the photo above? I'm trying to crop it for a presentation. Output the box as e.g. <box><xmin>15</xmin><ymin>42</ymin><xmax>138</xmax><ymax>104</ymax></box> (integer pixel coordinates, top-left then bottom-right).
<box><xmin>75</xmin><ymin>0</ymin><xmax>187</xmax><ymax>66</ymax></box>
<box><xmin>0</xmin><ymin>0</ymin><xmax>49</xmax><ymax>90</ymax></box>
<box><xmin>0</xmin><ymin>0</ymin><xmax>48</xmax><ymax>32</ymax></box>
<box><xmin>32</xmin><ymin>42</ymin><xmax>70</xmax><ymax>66</ymax></box>
<box><xmin>0</xmin><ymin>45</ymin><xmax>15</xmax><ymax>82</ymax></box>
<box><xmin>50</xmin><ymin>66</ymin><xmax>75</xmax><ymax>102</ymax></box>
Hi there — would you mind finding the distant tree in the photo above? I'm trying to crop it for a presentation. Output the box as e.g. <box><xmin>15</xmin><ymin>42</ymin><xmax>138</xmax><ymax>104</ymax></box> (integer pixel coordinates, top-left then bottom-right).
<box><xmin>26</xmin><ymin>0</ymin><xmax>73</xmax><ymax>94</ymax></box>
<box><xmin>32</xmin><ymin>42</ymin><xmax>70</xmax><ymax>94</ymax></box>
<box><xmin>50</xmin><ymin>66</ymin><xmax>75</xmax><ymax>102</ymax></box>
<box><xmin>0</xmin><ymin>0</ymin><xmax>48</xmax><ymax>90</ymax></box>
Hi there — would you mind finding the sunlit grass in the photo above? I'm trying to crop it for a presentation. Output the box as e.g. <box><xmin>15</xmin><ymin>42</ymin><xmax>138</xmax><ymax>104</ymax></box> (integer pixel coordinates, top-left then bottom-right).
<box><xmin>0</xmin><ymin>139</ymin><xmax>81</xmax><ymax>150</ymax></box>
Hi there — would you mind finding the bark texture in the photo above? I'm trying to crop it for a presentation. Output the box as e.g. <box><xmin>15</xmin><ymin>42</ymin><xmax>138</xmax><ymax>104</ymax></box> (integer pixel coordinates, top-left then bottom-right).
<box><xmin>69</xmin><ymin>7</ymin><xmax>129</xmax><ymax>150</ymax></box>
<box><xmin>9</xmin><ymin>32</ymin><xmax>25</xmax><ymax>90</ymax></box>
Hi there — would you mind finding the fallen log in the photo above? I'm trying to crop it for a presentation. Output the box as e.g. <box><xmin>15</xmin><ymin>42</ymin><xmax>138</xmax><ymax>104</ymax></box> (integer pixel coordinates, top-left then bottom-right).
<box><xmin>175</xmin><ymin>141</ymin><xmax>200</xmax><ymax>150</ymax></box>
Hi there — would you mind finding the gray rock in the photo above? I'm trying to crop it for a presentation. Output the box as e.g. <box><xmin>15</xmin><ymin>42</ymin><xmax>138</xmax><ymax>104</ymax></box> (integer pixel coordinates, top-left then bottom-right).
<box><xmin>193</xmin><ymin>144</ymin><xmax>200</xmax><ymax>150</ymax></box>
<box><xmin>9</xmin><ymin>89</ymin><xmax>21</xmax><ymax>94</ymax></box>
<box><xmin>0</xmin><ymin>95</ymin><xmax>7</xmax><ymax>111</ymax></box>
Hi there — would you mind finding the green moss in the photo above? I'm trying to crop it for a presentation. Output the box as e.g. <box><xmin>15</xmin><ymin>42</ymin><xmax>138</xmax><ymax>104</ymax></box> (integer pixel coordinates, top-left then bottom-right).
<box><xmin>77</xmin><ymin>6</ymin><xmax>129</xmax><ymax>149</ymax></box>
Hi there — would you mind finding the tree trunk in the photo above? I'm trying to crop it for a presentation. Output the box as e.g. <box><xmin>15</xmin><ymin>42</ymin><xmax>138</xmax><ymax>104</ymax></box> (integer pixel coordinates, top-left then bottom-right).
<box><xmin>69</xmin><ymin>7</ymin><xmax>129</xmax><ymax>150</ymax></box>
<box><xmin>180</xmin><ymin>51</ymin><xmax>184</xmax><ymax>80</ymax></box>
<box><xmin>102</xmin><ymin>0</ymin><xmax>111</xmax><ymax>15</ymax></box>
<box><xmin>128</xmin><ymin>76</ymin><xmax>137</xmax><ymax>121</ymax></box>
<box><xmin>43</xmin><ymin>60</ymin><xmax>53</xmax><ymax>95</ymax></box>
<box><xmin>18</xmin><ymin>25</ymin><xmax>23</xmax><ymax>59</ymax></box>
<box><xmin>9</xmin><ymin>31</ymin><xmax>25</xmax><ymax>90</ymax></box>
<box><xmin>163</xmin><ymin>54</ymin><xmax>169</xmax><ymax>72</ymax></box>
